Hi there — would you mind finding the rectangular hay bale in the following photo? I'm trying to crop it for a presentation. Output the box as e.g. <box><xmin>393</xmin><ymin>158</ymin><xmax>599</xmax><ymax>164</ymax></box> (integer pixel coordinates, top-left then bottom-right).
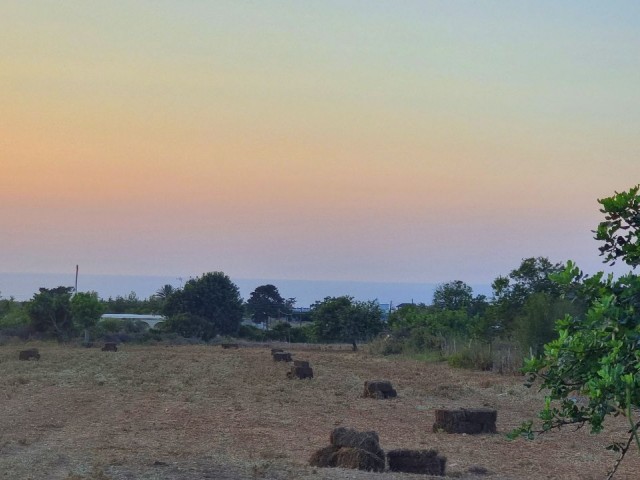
<box><xmin>433</xmin><ymin>408</ymin><xmax>497</xmax><ymax>434</ymax></box>
<box><xmin>272</xmin><ymin>351</ymin><xmax>292</xmax><ymax>362</ymax></box>
<box><xmin>363</xmin><ymin>380</ymin><xmax>397</xmax><ymax>399</ymax></box>
<box><xmin>387</xmin><ymin>449</ymin><xmax>446</xmax><ymax>475</ymax></box>
<box><xmin>287</xmin><ymin>366</ymin><xmax>314</xmax><ymax>379</ymax></box>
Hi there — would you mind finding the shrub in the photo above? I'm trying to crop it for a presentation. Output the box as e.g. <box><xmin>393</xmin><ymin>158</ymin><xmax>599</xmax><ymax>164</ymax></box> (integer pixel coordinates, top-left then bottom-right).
<box><xmin>0</xmin><ymin>308</ymin><xmax>30</xmax><ymax>329</ymax></box>
<box><xmin>238</xmin><ymin>324</ymin><xmax>265</xmax><ymax>341</ymax></box>
<box><xmin>368</xmin><ymin>335</ymin><xmax>405</xmax><ymax>356</ymax></box>
<box><xmin>98</xmin><ymin>318</ymin><xmax>123</xmax><ymax>334</ymax></box>
<box><xmin>447</xmin><ymin>347</ymin><xmax>493</xmax><ymax>371</ymax></box>
<box><xmin>407</xmin><ymin>327</ymin><xmax>444</xmax><ymax>352</ymax></box>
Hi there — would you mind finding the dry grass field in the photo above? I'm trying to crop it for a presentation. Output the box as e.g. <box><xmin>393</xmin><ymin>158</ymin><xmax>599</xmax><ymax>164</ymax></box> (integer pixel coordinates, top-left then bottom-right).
<box><xmin>1</xmin><ymin>342</ymin><xmax>639</xmax><ymax>480</ymax></box>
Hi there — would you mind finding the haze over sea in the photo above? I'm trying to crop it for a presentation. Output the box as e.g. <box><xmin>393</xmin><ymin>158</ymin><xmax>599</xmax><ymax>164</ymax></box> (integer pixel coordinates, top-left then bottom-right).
<box><xmin>0</xmin><ymin>272</ymin><xmax>492</xmax><ymax>308</ymax></box>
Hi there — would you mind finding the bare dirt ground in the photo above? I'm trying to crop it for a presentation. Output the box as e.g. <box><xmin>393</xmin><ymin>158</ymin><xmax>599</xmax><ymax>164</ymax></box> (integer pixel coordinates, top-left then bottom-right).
<box><xmin>1</xmin><ymin>342</ymin><xmax>639</xmax><ymax>480</ymax></box>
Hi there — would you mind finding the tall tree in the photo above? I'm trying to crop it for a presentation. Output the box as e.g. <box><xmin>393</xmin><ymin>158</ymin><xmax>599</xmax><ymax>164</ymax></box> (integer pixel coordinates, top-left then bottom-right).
<box><xmin>245</xmin><ymin>284</ymin><xmax>289</xmax><ymax>325</ymax></box>
<box><xmin>163</xmin><ymin>272</ymin><xmax>243</xmax><ymax>340</ymax></box>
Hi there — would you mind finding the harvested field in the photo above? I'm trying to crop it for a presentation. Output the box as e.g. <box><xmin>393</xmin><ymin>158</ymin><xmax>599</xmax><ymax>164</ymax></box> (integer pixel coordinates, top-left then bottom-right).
<box><xmin>1</xmin><ymin>342</ymin><xmax>639</xmax><ymax>479</ymax></box>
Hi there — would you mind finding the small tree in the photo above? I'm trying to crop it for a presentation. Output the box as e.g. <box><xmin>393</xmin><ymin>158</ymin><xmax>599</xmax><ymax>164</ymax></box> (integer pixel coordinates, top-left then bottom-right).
<box><xmin>310</xmin><ymin>296</ymin><xmax>384</xmax><ymax>346</ymax></box>
<box><xmin>71</xmin><ymin>291</ymin><xmax>104</xmax><ymax>344</ymax></box>
<box><xmin>28</xmin><ymin>286</ymin><xmax>75</xmax><ymax>339</ymax></box>
<box><xmin>515</xmin><ymin>185</ymin><xmax>640</xmax><ymax>479</ymax></box>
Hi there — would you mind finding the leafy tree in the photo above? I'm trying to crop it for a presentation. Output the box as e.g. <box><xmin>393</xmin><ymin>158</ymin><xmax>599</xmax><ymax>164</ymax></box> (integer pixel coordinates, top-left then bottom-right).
<box><xmin>491</xmin><ymin>257</ymin><xmax>564</xmax><ymax>335</ymax></box>
<box><xmin>432</xmin><ymin>280</ymin><xmax>473</xmax><ymax>311</ymax></box>
<box><xmin>388</xmin><ymin>303</ymin><xmax>430</xmax><ymax>331</ymax></box>
<box><xmin>310</xmin><ymin>296</ymin><xmax>383</xmax><ymax>346</ymax></box>
<box><xmin>28</xmin><ymin>286</ymin><xmax>75</xmax><ymax>338</ymax></box>
<box><xmin>595</xmin><ymin>184</ymin><xmax>640</xmax><ymax>267</ymax></box>
<box><xmin>71</xmin><ymin>291</ymin><xmax>104</xmax><ymax>344</ymax></box>
<box><xmin>515</xmin><ymin>185</ymin><xmax>640</xmax><ymax>478</ymax></box>
<box><xmin>245</xmin><ymin>284</ymin><xmax>291</xmax><ymax>326</ymax></box>
<box><xmin>163</xmin><ymin>272</ymin><xmax>243</xmax><ymax>340</ymax></box>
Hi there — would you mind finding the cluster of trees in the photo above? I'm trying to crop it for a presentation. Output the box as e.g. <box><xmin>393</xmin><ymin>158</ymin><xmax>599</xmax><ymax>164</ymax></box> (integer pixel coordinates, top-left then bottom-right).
<box><xmin>0</xmin><ymin>271</ymin><xmax>385</xmax><ymax>345</ymax></box>
<box><xmin>0</xmin><ymin>257</ymin><xmax>579</xmax><ymax>352</ymax></box>
<box><xmin>383</xmin><ymin>255</ymin><xmax>579</xmax><ymax>366</ymax></box>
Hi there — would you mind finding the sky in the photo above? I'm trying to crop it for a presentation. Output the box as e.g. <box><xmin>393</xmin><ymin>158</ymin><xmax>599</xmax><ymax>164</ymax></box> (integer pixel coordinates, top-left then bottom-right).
<box><xmin>1</xmin><ymin>1</ymin><xmax>639</xmax><ymax>300</ymax></box>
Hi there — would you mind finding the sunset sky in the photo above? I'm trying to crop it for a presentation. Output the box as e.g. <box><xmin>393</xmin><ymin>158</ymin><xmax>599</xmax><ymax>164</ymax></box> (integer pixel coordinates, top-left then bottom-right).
<box><xmin>2</xmin><ymin>1</ymin><xmax>639</xmax><ymax>295</ymax></box>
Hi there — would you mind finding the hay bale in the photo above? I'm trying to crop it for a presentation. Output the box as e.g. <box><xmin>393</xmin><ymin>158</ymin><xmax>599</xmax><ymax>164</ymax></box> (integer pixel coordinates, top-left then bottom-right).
<box><xmin>287</xmin><ymin>366</ymin><xmax>314</xmax><ymax>379</ymax></box>
<box><xmin>18</xmin><ymin>348</ymin><xmax>40</xmax><ymax>361</ymax></box>
<box><xmin>335</xmin><ymin>447</ymin><xmax>385</xmax><ymax>472</ymax></box>
<box><xmin>387</xmin><ymin>449</ymin><xmax>446</xmax><ymax>475</ymax></box>
<box><xmin>293</xmin><ymin>360</ymin><xmax>309</xmax><ymax>368</ymax></box>
<box><xmin>363</xmin><ymin>380</ymin><xmax>397</xmax><ymax>399</ymax></box>
<box><xmin>101</xmin><ymin>342</ymin><xmax>118</xmax><ymax>352</ymax></box>
<box><xmin>272</xmin><ymin>351</ymin><xmax>292</xmax><ymax>362</ymax></box>
<box><xmin>433</xmin><ymin>408</ymin><xmax>497</xmax><ymax>434</ymax></box>
<box><xmin>221</xmin><ymin>343</ymin><xmax>239</xmax><ymax>349</ymax></box>
<box><xmin>309</xmin><ymin>445</ymin><xmax>340</xmax><ymax>467</ymax></box>
<box><xmin>330</xmin><ymin>427</ymin><xmax>381</xmax><ymax>456</ymax></box>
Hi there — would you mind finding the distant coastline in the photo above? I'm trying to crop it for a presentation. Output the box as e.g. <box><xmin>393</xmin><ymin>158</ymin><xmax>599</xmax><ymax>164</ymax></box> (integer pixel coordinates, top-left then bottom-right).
<box><xmin>0</xmin><ymin>272</ymin><xmax>492</xmax><ymax>308</ymax></box>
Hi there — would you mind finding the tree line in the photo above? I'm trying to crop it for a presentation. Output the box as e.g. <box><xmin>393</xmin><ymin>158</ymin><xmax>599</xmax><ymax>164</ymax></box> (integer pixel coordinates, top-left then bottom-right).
<box><xmin>0</xmin><ymin>254</ymin><xmax>601</xmax><ymax>355</ymax></box>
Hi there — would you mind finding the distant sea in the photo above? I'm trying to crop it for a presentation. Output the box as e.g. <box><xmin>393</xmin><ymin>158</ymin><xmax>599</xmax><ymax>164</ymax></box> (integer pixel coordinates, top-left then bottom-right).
<box><xmin>0</xmin><ymin>272</ymin><xmax>492</xmax><ymax>308</ymax></box>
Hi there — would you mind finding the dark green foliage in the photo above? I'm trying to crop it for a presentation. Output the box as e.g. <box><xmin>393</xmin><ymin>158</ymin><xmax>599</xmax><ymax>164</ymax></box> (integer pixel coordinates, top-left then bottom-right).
<box><xmin>595</xmin><ymin>184</ymin><xmax>640</xmax><ymax>267</ymax></box>
<box><xmin>389</xmin><ymin>303</ymin><xmax>473</xmax><ymax>340</ymax></box>
<box><xmin>432</xmin><ymin>280</ymin><xmax>473</xmax><ymax>311</ymax></box>
<box><xmin>71</xmin><ymin>291</ymin><xmax>104</xmax><ymax>343</ymax></box>
<box><xmin>102</xmin><ymin>291</ymin><xmax>165</xmax><ymax>315</ymax></box>
<box><xmin>245</xmin><ymin>284</ymin><xmax>291</xmax><ymax>324</ymax></box>
<box><xmin>490</xmin><ymin>257</ymin><xmax>564</xmax><ymax>336</ymax></box>
<box><xmin>28</xmin><ymin>286</ymin><xmax>75</xmax><ymax>338</ymax></box>
<box><xmin>513</xmin><ymin>293</ymin><xmax>582</xmax><ymax>356</ymax></box>
<box><xmin>310</xmin><ymin>296</ymin><xmax>383</xmax><ymax>343</ymax></box>
<box><xmin>161</xmin><ymin>313</ymin><xmax>210</xmax><ymax>339</ymax></box>
<box><xmin>0</xmin><ymin>296</ymin><xmax>29</xmax><ymax>329</ymax></box>
<box><xmin>163</xmin><ymin>272</ymin><xmax>243</xmax><ymax>340</ymax></box>
<box><xmin>237</xmin><ymin>323</ymin><xmax>265</xmax><ymax>341</ymax></box>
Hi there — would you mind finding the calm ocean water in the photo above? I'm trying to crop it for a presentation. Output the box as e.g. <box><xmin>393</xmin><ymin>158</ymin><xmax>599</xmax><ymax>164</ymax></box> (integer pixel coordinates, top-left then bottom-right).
<box><xmin>0</xmin><ymin>272</ymin><xmax>492</xmax><ymax>308</ymax></box>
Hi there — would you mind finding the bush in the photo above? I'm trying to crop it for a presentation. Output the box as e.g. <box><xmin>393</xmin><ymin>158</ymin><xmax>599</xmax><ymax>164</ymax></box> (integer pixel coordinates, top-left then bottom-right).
<box><xmin>122</xmin><ymin>319</ymin><xmax>149</xmax><ymax>334</ymax></box>
<box><xmin>238</xmin><ymin>324</ymin><xmax>265</xmax><ymax>341</ymax></box>
<box><xmin>407</xmin><ymin>327</ymin><xmax>444</xmax><ymax>352</ymax></box>
<box><xmin>0</xmin><ymin>308</ymin><xmax>30</xmax><ymax>329</ymax></box>
<box><xmin>368</xmin><ymin>335</ymin><xmax>405</xmax><ymax>356</ymax></box>
<box><xmin>447</xmin><ymin>347</ymin><xmax>493</xmax><ymax>371</ymax></box>
<box><xmin>98</xmin><ymin>318</ymin><xmax>123</xmax><ymax>334</ymax></box>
